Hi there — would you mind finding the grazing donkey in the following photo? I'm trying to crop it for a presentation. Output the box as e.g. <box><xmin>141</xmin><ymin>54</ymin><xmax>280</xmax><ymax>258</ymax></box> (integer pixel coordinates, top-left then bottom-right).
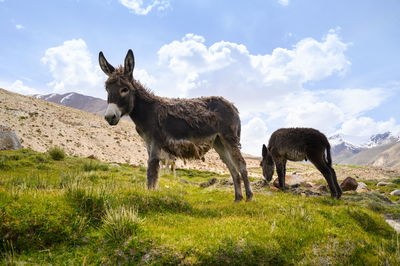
<box><xmin>159</xmin><ymin>150</ymin><xmax>176</xmax><ymax>177</ymax></box>
<box><xmin>99</xmin><ymin>50</ymin><xmax>253</xmax><ymax>202</ymax></box>
<box><xmin>260</xmin><ymin>128</ymin><xmax>342</xmax><ymax>199</ymax></box>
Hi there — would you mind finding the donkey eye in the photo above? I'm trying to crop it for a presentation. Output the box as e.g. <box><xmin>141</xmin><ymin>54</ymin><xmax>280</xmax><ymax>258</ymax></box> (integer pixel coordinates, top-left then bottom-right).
<box><xmin>121</xmin><ymin>87</ymin><xmax>129</xmax><ymax>94</ymax></box>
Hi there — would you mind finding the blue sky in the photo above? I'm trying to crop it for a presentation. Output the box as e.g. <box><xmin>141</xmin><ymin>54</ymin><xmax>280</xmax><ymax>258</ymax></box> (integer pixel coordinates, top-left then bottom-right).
<box><xmin>1</xmin><ymin>0</ymin><xmax>400</xmax><ymax>154</ymax></box>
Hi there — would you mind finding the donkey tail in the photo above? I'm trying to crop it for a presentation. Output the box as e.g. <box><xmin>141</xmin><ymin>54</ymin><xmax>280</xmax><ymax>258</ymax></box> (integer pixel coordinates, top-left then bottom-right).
<box><xmin>326</xmin><ymin>143</ymin><xmax>332</xmax><ymax>166</ymax></box>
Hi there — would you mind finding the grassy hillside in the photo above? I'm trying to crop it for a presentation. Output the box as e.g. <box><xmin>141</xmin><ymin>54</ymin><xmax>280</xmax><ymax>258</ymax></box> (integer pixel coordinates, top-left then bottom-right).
<box><xmin>1</xmin><ymin>149</ymin><xmax>400</xmax><ymax>264</ymax></box>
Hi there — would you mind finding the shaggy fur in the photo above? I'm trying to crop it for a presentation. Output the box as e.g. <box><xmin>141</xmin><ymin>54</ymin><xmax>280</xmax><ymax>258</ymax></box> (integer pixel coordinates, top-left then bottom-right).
<box><xmin>99</xmin><ymin>49</ymin><xmax>253</xmax><ymax>202</ymax></box>
<box><xmin>261</xmin><ymin>128</ymin><xmax>342</xmax><ymax>199</ymax></box>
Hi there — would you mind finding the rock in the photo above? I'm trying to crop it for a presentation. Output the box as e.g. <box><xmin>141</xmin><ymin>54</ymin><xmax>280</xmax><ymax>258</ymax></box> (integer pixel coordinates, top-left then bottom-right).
<box><xmin>340</xmin><ymin>177</ymin><xmax>358</xmax><ymax>191</ymax></box>
<box><xmin>356</xmin><ymin>182</ymin><xmax>368</xmax><ymax>193</ymax></box>
<box><xmin>386</xmin><ymin>219</ymin><xmax>400</xmax><ymax>233</ymax></box>
<box><xmin>200</xmin><ymin>177</ymin><xmax>218</xmax><ymax>188</ymax></box>
<box><xmin>0</xmin><ymin>125</ymin><xmax>22</xmax><ymax>150</ymax></box>
<box><xmin>269</xmin><ymin>185</ymin><xmax>279</xmax><ymax>191</ymax></box>
<box><xmin>300</xmin><ymin>192</ymin><xmax>307</xmax><ymax>197</ymax></box>
<box><xmin>390</xmin><ymin>190</ymin><xmax>400</xmax><ymax>196</ymax></box>
<box><xmin>377</xmin><ymin>181</ymin><xmax>392</xmax><ymax>187</ymax></box>
<box><xmin>317</xmin><ymin>184</ymin><xmax>328</xmax><ymax>192</ymax></box>
<box><xmin>110</xmin><ymin>163</ymin><xmax>121</xmax><ymax>168</ymax></box>
<box><xmin>304</xmin><ymin>182</ymin><xmax>315</xmax><ymax>188</ymax></box>
<box><xmin>87</xmin><ymin>154</ymin><xmax>97</xmax><ymax>159</ymax></box>
<box><xmin>273</xmin><ymin>173</ymin><xmax>304</xmax><ymax>188</ymax></box>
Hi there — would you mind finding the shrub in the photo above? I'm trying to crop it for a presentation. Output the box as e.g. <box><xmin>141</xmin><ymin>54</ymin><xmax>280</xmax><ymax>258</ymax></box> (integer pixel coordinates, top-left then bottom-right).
<box><xmin>101</xmin><ymin>207</ymin><xmax>143</xmax><ymax>243</ymax></box>
<box><xmin>83</xmin><ymin>161</ymin><xmax>109</xmax><ymax>172</ymax></box>
<box><xmin>48</xmin><ymin>146</ymin><xmax>66</xmax><ymax>161</ymax></box>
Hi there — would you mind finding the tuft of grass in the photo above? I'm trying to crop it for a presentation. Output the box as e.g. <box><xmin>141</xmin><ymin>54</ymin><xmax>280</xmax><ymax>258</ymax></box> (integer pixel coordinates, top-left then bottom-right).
<box><xmin>65</xmin><ymin>184</ymin><xmax>111</xmax><ymax>224</ymax></box>
<box><xmin>82</xmin><ymin>161</ymin><xmax>109</xmax><ymax>172</ymax></box>
<box><xmin>48</xmin><ymin>146</ymin><xmax>66</xmax><ymax>161</ymax></box>
<box><xmin>0</xmin><ymin>193</ymin><xmax>81</xmax><ymax>253</ymax></box>
<box><xmin>0</xmin><ymin>156</ymin><xmax>10</xmax><ymax>170</ymax></box>
<box><xmin>101</xmin><ymin>207</ymin><xmax>143</xmax><ymax>243</ymax></box>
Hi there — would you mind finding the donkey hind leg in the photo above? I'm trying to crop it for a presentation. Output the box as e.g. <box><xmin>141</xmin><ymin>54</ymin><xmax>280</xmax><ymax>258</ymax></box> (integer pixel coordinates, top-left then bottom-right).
<box><xmin>230</xmin><ymin>145</ymin><xmax>253</xmax><ymax>201</ymax></box>
<box><xmin>147</xmin><ymin>144</ymin><xmax>161</xmax><ymax>190</ymax></box>
<box><xmin>309</xmin><ymin>156</ymin><xmax>338</xmax><ymax>198</ymax></box>
<box><xmin>329</xmin><ymin>166</ymin><xmax>342</xmax><ymax>199</ymax></box>
<box><xmin>213</xmin><ymin>138</ymin><xmax>244</xmax><ymax>202</ymax></box>
<box><xmin>217</xmin><ymin>136</ymin><xmax>253</xmax><ymax>201</ymax></box>
<box><xmin>275</xmin><ymin>159</ymin><xmax>287</xmax><ymax>190</ymax></box>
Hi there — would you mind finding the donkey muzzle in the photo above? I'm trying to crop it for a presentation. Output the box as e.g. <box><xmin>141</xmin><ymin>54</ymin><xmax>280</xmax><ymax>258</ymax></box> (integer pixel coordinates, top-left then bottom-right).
<box><xmin>104</xmin><ymin>103</ymin><xmax>121</xmax><ymax>126</ymax></box>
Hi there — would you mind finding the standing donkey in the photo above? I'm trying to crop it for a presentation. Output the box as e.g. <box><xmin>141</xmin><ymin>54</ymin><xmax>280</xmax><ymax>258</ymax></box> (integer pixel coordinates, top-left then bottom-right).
<box><xmin>260</xmin><ymin>128</ymin><xmax>342</xmax><ymax>199</ymax></box>
<box><xmin>99</xmin><ymin>49</ymin><xmax>253</xmax><ymax>202</ymax></box>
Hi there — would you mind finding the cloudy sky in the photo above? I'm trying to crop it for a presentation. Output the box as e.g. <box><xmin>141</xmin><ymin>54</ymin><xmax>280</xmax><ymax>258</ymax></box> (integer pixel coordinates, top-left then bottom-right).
<box><xmin>1</xmin><ymin>0</ymin><xmax>400</xmax><ymax>155</ymax></box>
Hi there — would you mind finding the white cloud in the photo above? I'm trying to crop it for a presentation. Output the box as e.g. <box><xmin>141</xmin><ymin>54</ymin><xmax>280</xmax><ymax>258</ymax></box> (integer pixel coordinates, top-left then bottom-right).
<box><xmin>278</xmin><ymin>0</ymin><xmax>289</xmax><ymax>6</ymax></box>
<box><xmin>0</xmin><ymin>80</ymin><xmax>39</xmax><ymax>95</ymax></box>
<box><xmin>119</xmin><ymin>0</ymin><xmax>169</xmax><ymax>15</ymax></box>
<box><xmin>15</xmin><ymin>24</ymin><xmax>24</xmax><ymax>30</ymax></box>
<box><xmin>241</xmin><ymin>117</ymin><xmax>269</xmax><ymax>155</ymax></box>
<box><xmin>41</xmin><ymin>39</ymin><xmax>106</xmax><ymax>99</ymax></box>
<box><xmin>340</xmin><ymin>117</ymin><xmax>400</xmax><ymax>138</ymax></box>
<box><xmin>144</xmin><ymin>31</ymin><xmax>399</xmax><ymax>154</ymax></box>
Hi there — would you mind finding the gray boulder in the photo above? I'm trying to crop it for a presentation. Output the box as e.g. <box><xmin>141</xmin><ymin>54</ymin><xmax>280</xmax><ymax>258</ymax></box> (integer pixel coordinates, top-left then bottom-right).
<box><xmin>390</xmin><ymin>190</ymin><xmax>400</xmax><ymax>196</ymax></box>
<box><xmin>0</xmin><ymin>125</ymin><xmax>22</xmax><ymax>150</ymax></box>
<box><xmin>377</xmin><ymin>181</ymin><xmax>392</xmax><ymax>187</ymax></box>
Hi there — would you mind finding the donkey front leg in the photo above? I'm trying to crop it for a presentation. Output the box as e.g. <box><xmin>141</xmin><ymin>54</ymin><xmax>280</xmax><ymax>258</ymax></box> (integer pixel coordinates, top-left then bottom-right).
<box><xmin>147</xmin><ymin>144</ymin><xmax>161</xmax><ymax>190</ymax></box>
<box><xmin>275</xmin><ymin>159</ymin><xmax>287</xmax><ymax>190</ymax></box>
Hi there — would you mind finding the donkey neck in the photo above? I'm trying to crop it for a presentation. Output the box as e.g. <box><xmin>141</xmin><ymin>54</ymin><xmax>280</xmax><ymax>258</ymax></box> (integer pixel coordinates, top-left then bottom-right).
<box><xmin>129</xmin><ymin>82</ymin><xmax>158</xmax><ymax>132</ymax></box>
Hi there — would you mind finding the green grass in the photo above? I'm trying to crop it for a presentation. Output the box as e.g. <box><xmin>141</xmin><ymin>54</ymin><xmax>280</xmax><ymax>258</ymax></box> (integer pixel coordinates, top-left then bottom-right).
<box><xmin>0</xmin><ymin>149</ymin><xmax>400</xmax><ymax>264</ymax></box>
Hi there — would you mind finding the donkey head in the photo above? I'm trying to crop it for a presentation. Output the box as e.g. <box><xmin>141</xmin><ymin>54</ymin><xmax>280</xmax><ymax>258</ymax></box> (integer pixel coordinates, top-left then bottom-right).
<box><xmin>99</xmin><ymin>50</ymin><xmax>136</xmax><ymax>125</ymax></box>
<box><xmin>260</xmin><ymin>144</ymin><xmax>274</xmax><ymax>182</ymax></box>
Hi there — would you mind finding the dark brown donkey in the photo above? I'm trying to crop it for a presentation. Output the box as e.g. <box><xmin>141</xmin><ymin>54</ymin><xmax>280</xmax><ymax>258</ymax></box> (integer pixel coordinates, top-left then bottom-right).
<box><xmin>260</xmin><ymin>128</ymin><xmax>342</xmax><ymax>198</ymax></box>
<box><xmin>99</xmin><ymin>49</ymin><xmax>253</xmax><ymax>202</ymax></box>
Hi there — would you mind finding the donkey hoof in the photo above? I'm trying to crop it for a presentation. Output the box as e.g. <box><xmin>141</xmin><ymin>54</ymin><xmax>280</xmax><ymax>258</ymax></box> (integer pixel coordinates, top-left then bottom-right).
<box><xmin>246</xmin><ymin>193</ymin><xmax>254</xmax><ymax>202</ymax></box>
<box><xmin>234</xmin><ymin>196</ymin><xmax>244</xmax><ymax>203</ymax></box>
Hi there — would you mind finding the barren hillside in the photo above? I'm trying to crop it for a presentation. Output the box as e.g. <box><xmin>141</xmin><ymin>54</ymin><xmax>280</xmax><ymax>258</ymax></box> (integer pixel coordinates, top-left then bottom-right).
<box><xmin>1</xmin><ymin>88</ymin><xmax>399</xmax><ymax>181</ymax></box>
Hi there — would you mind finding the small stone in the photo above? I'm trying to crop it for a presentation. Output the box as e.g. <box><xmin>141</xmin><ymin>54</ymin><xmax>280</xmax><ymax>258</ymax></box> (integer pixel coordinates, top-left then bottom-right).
<box><xmin>273</xmin><ymin>174</ymin><xmax>304</xmax><ymax>188</ymax></box>
<box><xmin>377</xmin><ymin>181</ymin><xmax>392</xmax><ymax>187</ymax></box>
<box><xmin>269</xmin><ymin>185</ymin><xmax>279</xmax><ymax>191</ymax></box>
<box><xmin>356</xmin><ymin>182</ymin><xmax>368</xmax><ymax>193</ymax></box>
<box><xmin>317</xmin><ymin>184</ymin><xmax>328</xmax><ymax>192</ymax></box>
<box><xmin>110</xmin><ymin>163</ymin><xmax>121</xmax><ymax>168</ymax></box>
<box><xmin>390</xmin><ymin>190</ymin><xmax>400</xmax><ymax>196</ymax></box>
<box><xmin>340</xmin><ymin>177</ymin><xmax>358</xmax><ymax>191</ymax></box>
<box><xmin>304</xmin><ymin>182</ymin><xmax>314</xmax><ymax>188</ymax></box>
<box><xmin>386</xmin><ymin>219</ymin><xmax>400</xmax><ymax>233</ymax></box>
<box><xmin>301</xmin><ymin>192</ymin><xmax>307</xmax><ymax>197</ymax></box>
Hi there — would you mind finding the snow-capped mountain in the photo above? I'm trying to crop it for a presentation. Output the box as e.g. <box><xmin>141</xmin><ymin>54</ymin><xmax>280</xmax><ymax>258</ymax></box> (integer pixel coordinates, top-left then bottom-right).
<box><xmin>363</xmin><ymin>132</ymin><xmax>400</xmax><ymax>148</ymax></box>
<box><xmin>32</xmin><ymin>92</ymin><xmax>107</xmax><ymax>115</ymax></box>
<box><xmin>328</xmin><ymin>134</ymin><xmax>364</xmax><ymax>162</ymax></box>
<box><xmin>329</xmin><ymin>132</ymin><xmax>400</xmax><ymax>165</ymax></box>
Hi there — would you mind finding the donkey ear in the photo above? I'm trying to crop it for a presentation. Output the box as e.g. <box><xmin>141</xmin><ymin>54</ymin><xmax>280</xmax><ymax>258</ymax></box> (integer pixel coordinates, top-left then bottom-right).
<box><xmin>99</xmin><ymin>51</ymin><xmax>115</xmax><ymax>76</ymax></box>
<box><xmin>124</xmin><ymin>49</ymin><xmax>135</xmax><ymax>76</ymax></box>
<box><xmin>262</xmin><ymin>144</ymin><xmax>268</xmax><ymax>157</ymax></box>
